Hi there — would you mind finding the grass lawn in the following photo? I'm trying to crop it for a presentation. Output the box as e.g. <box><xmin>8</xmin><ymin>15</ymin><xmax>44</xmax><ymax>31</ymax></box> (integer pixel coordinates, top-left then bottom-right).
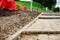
<box><xmin>15</xmin><ymin>1</ymin><xmax>52</xmax><ymax>12</ymax></box>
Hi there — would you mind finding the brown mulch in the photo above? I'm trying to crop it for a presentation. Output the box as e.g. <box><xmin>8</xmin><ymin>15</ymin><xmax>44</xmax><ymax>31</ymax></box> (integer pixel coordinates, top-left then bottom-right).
<box><xmin>0</xmin><ymin>10</ymin><xmax>41</xmax><ymax>40</ymax></box>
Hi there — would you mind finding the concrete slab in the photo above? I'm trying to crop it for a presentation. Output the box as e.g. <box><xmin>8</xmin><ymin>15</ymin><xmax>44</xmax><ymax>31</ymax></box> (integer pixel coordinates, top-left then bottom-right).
<box><xmin>49</xmin><ymin>34</ymin><xmax>60</xmax><ymax>40</ymax></box>
<box><xmin>38</xmin><ymin>16</ymin><xmax>60</xmax><ymax>19</ymax></box>
<box><xmin>41</xmin><ymin>12</ymin><xmax>60</xmax><ymax>16</ymax></box>
<box><xmin>24</xmin><ymin>19</ymin><xmax>60</xmax><ymax>32</ymax></box>
<box><xmin>21</xmin><ymin>34</ymin><xmax>60</xmax><ymax>40</ymax></box>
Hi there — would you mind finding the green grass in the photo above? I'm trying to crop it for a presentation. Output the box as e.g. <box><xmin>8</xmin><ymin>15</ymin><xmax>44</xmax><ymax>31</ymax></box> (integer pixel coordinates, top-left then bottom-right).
<box><xmin>15</xmin><ymin>1</ymin><xmax>52</xmax><ymax>12</ymax></box>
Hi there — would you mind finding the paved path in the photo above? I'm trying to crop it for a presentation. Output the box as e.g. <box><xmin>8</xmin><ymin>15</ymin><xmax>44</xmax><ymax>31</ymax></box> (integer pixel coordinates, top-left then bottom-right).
<box><xmin>24</xmin><ymin>19</ymin><xmax>60</xmax><ymax>32</ymax></box>
<box><xmin>24</xmin><ymin>13</ymin><xmax>60</xmax><ymax>33</ymax></box>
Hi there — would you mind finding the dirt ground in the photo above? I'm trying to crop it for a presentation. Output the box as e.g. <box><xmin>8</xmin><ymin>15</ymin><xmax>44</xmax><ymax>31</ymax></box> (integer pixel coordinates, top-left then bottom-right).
<box><xmin>0</xmin><ymin>10</ymin><xmax>40</xmax><ymax>40</ymax></box>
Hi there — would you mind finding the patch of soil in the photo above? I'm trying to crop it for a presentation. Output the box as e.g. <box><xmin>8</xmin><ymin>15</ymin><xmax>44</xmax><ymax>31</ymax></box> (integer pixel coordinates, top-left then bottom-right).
<box><xmin>0</xmin><ymin>10</ymin><xmax>41</xmax><ymax>40</ymax></box>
